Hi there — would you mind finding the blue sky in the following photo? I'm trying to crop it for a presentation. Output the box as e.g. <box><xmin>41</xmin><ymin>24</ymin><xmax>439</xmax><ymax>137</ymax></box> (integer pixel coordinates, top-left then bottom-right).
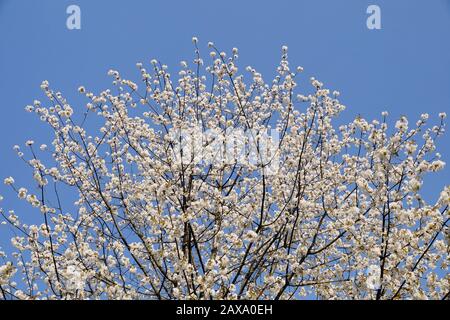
<box><xmin>0</xmin><ymin>0</ymin><xmax>449</xmax><ymax>249</ymax></box>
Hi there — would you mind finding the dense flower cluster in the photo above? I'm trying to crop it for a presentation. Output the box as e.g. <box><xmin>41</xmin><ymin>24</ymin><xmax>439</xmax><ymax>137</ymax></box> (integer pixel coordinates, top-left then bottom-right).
<box><xmin>0</xmin><ymin>41</ymin><xmax>448</xmax><ymax>300</ymax></box>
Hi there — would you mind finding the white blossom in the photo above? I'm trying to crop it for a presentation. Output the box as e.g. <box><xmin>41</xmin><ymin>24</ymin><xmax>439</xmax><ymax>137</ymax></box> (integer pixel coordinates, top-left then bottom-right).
<box><xmin>0</xmin><ymin>43</ymin><xmax>447</xmax><ymax>301</ymax></box>
<box><xmin>17</xmin><ymin>188</ymin><xmax>27</xmax><ymax>199</ymax></box>
<box><xmin>3</xmin><ymin>177</ymin><xmax>14</xmax><ymax>185</ymax></box>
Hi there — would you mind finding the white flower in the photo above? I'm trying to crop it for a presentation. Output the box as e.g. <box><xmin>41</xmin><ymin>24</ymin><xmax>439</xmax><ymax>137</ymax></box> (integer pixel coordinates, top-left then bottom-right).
<box><xmin>26</xmin><ymin>194</ymin><xmax>40</xmax><ymax>207</ymax></box>
<box><xmin>395</xmin><ymin>117</ymin><xmax>408</xmax><ymax>131</ymax></box>
<box><xmin>40</xmin><ymin>80</ymin><xmax>49</xmax><ymax>90</ymax></box>
<box><xmin>439</xmin><ymin>187</ymin><xmax>450</xmax><ymax>205</ymax></box>
<box><xmin>17</xmin><ymin>188</ymin><xmax>27</xmax><ymax>199</ymax></box>
<box><xmin>4</xmin><ymin>177</ymin><xmax>14</xmax><ymax>185</ymax></box>
<box><xmin>0</xmin><ymin>262</ymin><xmax>15</xmax><ymax>285</ymax></box>
<box><xmin>173</xmin><ymin>287</ymin><xmax>180</xmax><ymax>298</ymax></box>
<box><xmin>377</xmin><ymin>147</ymin><xmax>390</xmax><ymax>159</ymax></box>
<box><xmin>244</xmin><ymin>230</ymin><xmax>258</xmax><ymax>242</ymax></box>
<box><xmin>430</xmin><ymin>160</ymin><xmax>445</xmax><ymax>171</ymax></box>
<box><xmin>78</xmin><ymin>86</ymin><xmax>85</xmax><ymax>94</ymax></box>
<box><xmin>192</xmin><ymin>36</ymin><xmax>198</xmax><ymax>44</ymax></box>
<box><xmin>65</xmin><ymin>265</ymin><xmax>85</xmax><ymax>291</ymax></box>
<box><xmin>409</xmin><ymin>178</ymin><xmax>422</xmax><ymax>192</ymax></box>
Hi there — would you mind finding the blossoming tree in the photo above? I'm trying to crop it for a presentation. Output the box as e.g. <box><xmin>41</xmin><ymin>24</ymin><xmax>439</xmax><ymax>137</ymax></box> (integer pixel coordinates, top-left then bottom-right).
<box><xmin>0</xmin><ymin>39</ymin><xmax>448</xmax><ymax>300</ymax></box>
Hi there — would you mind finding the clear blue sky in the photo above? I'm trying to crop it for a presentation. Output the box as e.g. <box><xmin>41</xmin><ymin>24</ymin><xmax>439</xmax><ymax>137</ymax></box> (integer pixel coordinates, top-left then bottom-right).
<box><xmin>0</xmin><ymin>0</ymin><xmax>449</xmax><ymax>249</ymax></box>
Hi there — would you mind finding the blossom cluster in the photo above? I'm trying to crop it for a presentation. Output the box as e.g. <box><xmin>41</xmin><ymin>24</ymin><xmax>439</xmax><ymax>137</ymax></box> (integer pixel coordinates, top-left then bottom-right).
<box><xmin>0</xmin><ymin>40</ymin><xmax>448</xmax><ymax>300</ymax></box>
